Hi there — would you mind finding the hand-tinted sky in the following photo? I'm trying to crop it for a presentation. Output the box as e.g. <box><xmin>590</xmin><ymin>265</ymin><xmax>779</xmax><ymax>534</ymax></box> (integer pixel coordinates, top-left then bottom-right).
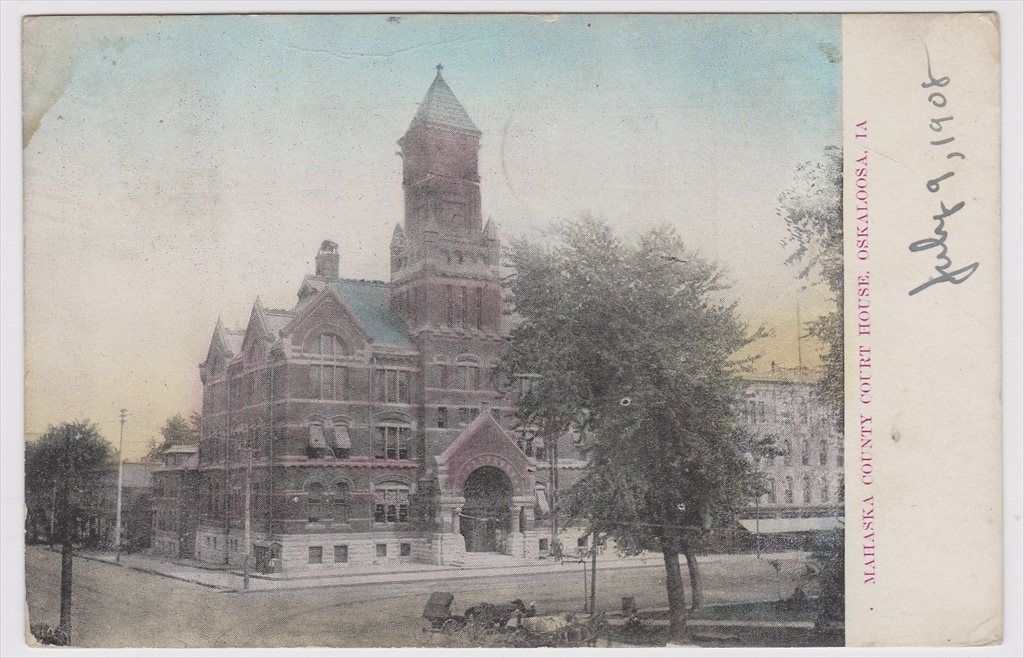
<box><xmin>23</xmin><ymin>13</ymin><xmax>840</xmax><ymax>457</ymax></box>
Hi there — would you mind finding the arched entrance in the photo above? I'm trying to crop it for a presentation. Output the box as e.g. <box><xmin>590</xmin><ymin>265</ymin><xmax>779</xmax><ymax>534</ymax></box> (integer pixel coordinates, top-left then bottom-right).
<box><xmin>461</xmin><ymin>466</ymin><xmax>513</xmax><ymax>553</ymax></box>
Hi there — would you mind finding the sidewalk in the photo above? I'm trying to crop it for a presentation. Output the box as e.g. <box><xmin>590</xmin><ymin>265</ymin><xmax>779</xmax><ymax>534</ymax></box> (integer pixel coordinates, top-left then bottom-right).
<box><xmin>77</xmin><ymin>549</ymin><xmax>807</xmax><ymax>594</ymax></box>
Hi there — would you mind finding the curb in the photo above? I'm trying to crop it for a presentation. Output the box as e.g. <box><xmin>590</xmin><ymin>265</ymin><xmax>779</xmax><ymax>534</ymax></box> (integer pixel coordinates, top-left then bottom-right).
<box><xmin>236</xmin><ymin>558</ymin><xmax>670</xmax><ymax>594</ymax></box>
<box><xmin>74</xmin><ymin>552</ymin><xmax>232</xmax><ymax>592</ymax></box>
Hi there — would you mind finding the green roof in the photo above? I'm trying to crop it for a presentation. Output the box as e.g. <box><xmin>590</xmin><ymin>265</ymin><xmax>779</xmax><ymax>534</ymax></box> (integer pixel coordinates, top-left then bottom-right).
<box><xmin>330</xmin><ymin>279</ymin><xmax>414</xmax><ymax>348</ymax></box>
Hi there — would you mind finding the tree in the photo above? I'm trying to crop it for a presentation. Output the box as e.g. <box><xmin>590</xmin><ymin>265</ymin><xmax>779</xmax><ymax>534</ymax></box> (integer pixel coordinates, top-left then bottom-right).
<box><xmin>778</xmin><ymin>148</ymin><xmax>845</xmax><ymax>627</ymax></box>
<box><xmin>144</xmin><ymin>412</ymin><xmax>200</xmax><ymax>461</ymax></box>
<box><xmin>777</xmin><ymin>145</ymin><xmax>843</xmax><ymax>406</ymax></box>
<box><xmin>502</xmin><ymin>216</ymin><xmax>764</xmax><ymax>641</ymax></box>
<box><xmin>24</xmin><ymin>421</ymin><xmax>113</xmax><ymax>642</ymax></box>
<box><xmin>25</xmin><ymin>421</ymin><xmax>113</xmax><ymax>544</ymax></box>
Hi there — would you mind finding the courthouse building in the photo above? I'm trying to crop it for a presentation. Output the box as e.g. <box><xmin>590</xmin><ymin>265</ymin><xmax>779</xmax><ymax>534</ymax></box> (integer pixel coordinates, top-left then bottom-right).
<box><xmin>185</xmin><ymin>69</ymin><xmax>842</xmax><ymax>574</ymax></box>
<box><xmin>193</xmin><ymin>68</ymin><xmax>542</xmax><ymax>572</ymax></box>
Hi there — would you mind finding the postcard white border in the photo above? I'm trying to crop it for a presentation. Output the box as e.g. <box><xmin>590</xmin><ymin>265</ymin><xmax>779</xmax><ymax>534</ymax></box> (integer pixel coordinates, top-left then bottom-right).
<box><xmin>1</xmin><ymin>2</ymin><xmax>1020</xmax><ymax>657</ymax></box>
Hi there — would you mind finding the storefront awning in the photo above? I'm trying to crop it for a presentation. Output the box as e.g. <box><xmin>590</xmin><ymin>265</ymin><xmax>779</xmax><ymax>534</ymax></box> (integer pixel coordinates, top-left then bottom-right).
<box><xmin>738</xmin><ymin>517</ymin><xmax>843</xmax><ymax>535</ymax></box>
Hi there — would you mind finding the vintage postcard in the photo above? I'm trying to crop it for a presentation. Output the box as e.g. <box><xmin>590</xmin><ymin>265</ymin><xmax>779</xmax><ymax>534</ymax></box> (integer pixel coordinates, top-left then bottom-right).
<box><xmin>4</xmin><ymin>5</ymin><xmax>1015</xmax><ymax>654</ymax></box>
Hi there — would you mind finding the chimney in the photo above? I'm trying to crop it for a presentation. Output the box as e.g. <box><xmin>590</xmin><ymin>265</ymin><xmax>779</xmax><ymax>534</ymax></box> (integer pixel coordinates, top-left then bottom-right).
<box><xmin>315</xmin><ymin>240</ymin><xmax>339</xmax><ymax>278</ymax></box>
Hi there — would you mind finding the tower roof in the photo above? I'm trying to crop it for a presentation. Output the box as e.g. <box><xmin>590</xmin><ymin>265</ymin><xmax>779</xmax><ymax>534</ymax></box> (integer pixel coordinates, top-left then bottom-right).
<box><xmin>409</xmin><ymin>65</ymin><xmax>480</xmax><ymax>136</ymax></box>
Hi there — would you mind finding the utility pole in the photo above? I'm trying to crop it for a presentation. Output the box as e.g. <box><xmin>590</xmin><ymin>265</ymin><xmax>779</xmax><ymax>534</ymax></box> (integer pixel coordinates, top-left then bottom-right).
<box><xmin>114</xmin><ymin>409</ymin><xmax>127</xmax><ymax>563</ymax></box>
<box><xmin>57</xmin><ymin>429</ymin><xmax>76</xmax><ymax>641</ymax></box>
<box><xmin>548</xmin><ymin>430</ymin><xmax>559</xmax><ymax>555</ymax></box>
<box><xmin>589</xmin><ymin>530</ymin><xmax>598</xmax><ymax>615</ymax></box>
<box><xmin>242</xmin><ymin>440</ymin><xmax>253</xmax><ymax>591</ymax></box>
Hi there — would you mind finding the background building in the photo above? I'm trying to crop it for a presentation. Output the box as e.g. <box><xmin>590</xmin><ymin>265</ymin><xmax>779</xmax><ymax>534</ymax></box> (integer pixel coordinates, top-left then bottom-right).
<box><xmin>151</xmin><ymin>445</ymin><xmax>200</xmax><ymax>559</ymax></box>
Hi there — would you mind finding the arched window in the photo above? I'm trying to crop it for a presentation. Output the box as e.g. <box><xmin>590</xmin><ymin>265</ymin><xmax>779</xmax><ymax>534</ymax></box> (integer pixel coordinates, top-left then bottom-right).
<box><xmin>784</xmin><ymin>476</ymin><xmax>794</xmax><ymax>504</ymax></box>
<box><xmin>306</xmin><ymin>333</ymin><xmax>347</xmax><ymax>400</ymax></box>
<box><xmin>304</xmin><ymin>333</ymin><xmax>346</xmax><ymax>358</ymax></box>
<box><xmin>819</xmin><ymin>476</ymin><xmax>830</xmax><ymax>503</ymax></box>
<box><xmin>766</xmin><ymin>477</ymin><xmax>777</xmax><ymax>504</ymax></box>
<box><xmin>305</xmin><ymin>481</ymin><xmax>326</xmax><ymax>523</ymax></box>
<box><xmin>801</xmin><ymin>439</ymin><xmax>811</xmax><ymax>466</ymax></box>
<box><xmin>819</xmin><ymin>440</ymin><xmax>828</xmax><ymax>465</ymax></box>
<box><xmin>837</xmin><ymin>474</ymin><xmax>845</xmax><ymax>502</ymax></box>
<box><xmin>782</xmin><ymin>439</ymin><xmax>792</xmax><ymax>466</ymax></box>
<box><xmin>802</xmin><ymin>475</ymin><xmax>813</xmax><ymax>503</ymax></box>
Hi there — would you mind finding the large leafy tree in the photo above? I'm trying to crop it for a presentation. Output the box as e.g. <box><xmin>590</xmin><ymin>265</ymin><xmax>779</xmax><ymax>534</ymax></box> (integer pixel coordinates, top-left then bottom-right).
<box><xmin>778</xmin><ymin>145</ymin><xmax>843</xmax><ymax>405</ymax></box>
<box><xmin>502</xmin><ymin>216</ymin><xmax>763</xmax><ymax>640</ymax></box>
<box><xmin>25</xmin><ymin>421</ymin><xmax>113</xmax><ymax>544</ymax></box>
<box><xmin>144</xmin><ymin>411</ymin><xmax>201</xmax><ymax>461</ymax></box>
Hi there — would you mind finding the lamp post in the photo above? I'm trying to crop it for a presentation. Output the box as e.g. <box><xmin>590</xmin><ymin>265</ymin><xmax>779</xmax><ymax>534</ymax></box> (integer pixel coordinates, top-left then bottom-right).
<box><xmin>114</xmin><ymin>408</ymin><xmax>127</xmax><ymax>563</ymax></box>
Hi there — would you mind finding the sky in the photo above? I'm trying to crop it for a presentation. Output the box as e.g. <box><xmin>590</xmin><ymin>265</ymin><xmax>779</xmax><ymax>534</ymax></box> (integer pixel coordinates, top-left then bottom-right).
<box><xmin>22</xmin><ymin>13</ymin><xmax>841</xmax><ymax>458</ymax></box>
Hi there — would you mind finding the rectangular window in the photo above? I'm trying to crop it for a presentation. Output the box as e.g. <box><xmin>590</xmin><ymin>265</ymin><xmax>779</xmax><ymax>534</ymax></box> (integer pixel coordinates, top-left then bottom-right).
<box><xmin>308</xmin><ymin>546</ymin><xmax>323</xmax><ymax>564</ymax></box>
<box><xmin>437</xmin><ymin>406</ymin><xmax>448</xmax><ymax>429</ymax></box>
<box><xmin>334</xmin><ymin>545</ymin><xmax>348</xmax><ymax>563</ymax></box>
<box><xmin>376</xmin><ymin>368</ymin><xmax>410</xmax><ymax>403</ymax></box>
<box><xmin>802</xmin><ymin>476</ymin><xmax>813</xmax><ymax>504</ymax></box>
<box><xmin>801</xmin><ymin>440</ymin><xmax>810</xmax><ymax>466</ymax></box>
<box><xmin>460</xmin><ymin>287</ymin><xmax>468</xmax><ymax>325</ymax></box>
<box><xmin>539</xmin><ymin>538</ymin><xmax>549</xmax><ymax>552</ymax></box>
<box><xmin>400</xmin><ymin>543</ymin><xmax>412</xmax><ymax>557</ymax></box>
<box><xmin>310</xmin><ymin>364</ymin><xmax>345</xmax><ymax>400</ymax></box>
<box><xmin>457</xmin><ymin>407</ymin><xmax>478</xmax><ymax>427</ymax></box>
<box><xmin>475</xmin><ymin>287</ymin><xmax>483</xmax><ymax>329</ymax></box>
<box><xmin>446</xmin><ymin>285</ymin><xmax>454</xmax><ymax>325</ymax></box>
<box><xmin>376</xmin><ymin>543</ymin><xmax>388</xmax><ymax>558</ymax></box>
<box><xmin>377</xmin><ymin>426</ymin><xmax>410</xmax><ymax>460</ymax></box>
<box><xmin>456</xmin><ymin>365</ymin><xmax>478</xmax><ymax>390</ymax></box>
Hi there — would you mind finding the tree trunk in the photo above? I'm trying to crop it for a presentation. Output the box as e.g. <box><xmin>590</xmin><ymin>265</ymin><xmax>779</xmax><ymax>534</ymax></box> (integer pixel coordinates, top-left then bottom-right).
<box><xmin>682</xmin><ymin>541</ymin><xmax>704</xmax><ymax>612</ymax></box>
<box><xmin>58</xmin><ymin>431</ymin><xmax>73</xmax><ymax>642</ymax></box>
<box><xmin>660</xmin><ymin>540</ymin><xmax>688</xmax><ymax>641</ymax></box>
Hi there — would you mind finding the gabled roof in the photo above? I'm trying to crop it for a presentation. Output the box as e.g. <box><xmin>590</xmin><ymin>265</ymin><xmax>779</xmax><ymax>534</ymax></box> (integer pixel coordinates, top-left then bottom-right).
<box><xmin>409</xmin><ymin>68</ymin><xmax>480</xmax><ymax>136</ymax></box>
<box><xmin>328</xmin><ymin>279</ymin><xmax>414</xmax><ymax>348</ymax></box>
<box><xmin>222</xmin><ymin>329</ymin><xmax>245</xmax><ymax>355</ymax></box>
<box><xmin>262</xmin><ymin>309</ymin><xmax>294</xmax><ymax>339</ymax></box>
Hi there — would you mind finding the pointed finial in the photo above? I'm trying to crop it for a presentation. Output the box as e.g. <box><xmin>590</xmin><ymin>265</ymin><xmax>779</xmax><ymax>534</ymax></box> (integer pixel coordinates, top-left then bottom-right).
<box><xmin>215</xmin><ymin>315</ymin><xmax>223</xmax><ymax>330</ymax></box>
<box><xmin>436</xmin><ymin>63</ymin><xmax>443</xmax><ymax>75</ymax></box>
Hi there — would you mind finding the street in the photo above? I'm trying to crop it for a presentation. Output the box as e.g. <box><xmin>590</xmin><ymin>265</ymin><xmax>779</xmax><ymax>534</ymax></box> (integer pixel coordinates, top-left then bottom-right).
<box><xmin>25</xmin><ymin>546</ymin><xmax>810</xmax><ymax>647</ymax></box>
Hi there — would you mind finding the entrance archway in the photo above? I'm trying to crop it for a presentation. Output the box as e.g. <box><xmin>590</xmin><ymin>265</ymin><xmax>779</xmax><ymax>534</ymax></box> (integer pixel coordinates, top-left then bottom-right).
<box><xmin>461</xmin><ymin>466</ymin><xmax>513</xmax><ymax>553</ymax></box>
